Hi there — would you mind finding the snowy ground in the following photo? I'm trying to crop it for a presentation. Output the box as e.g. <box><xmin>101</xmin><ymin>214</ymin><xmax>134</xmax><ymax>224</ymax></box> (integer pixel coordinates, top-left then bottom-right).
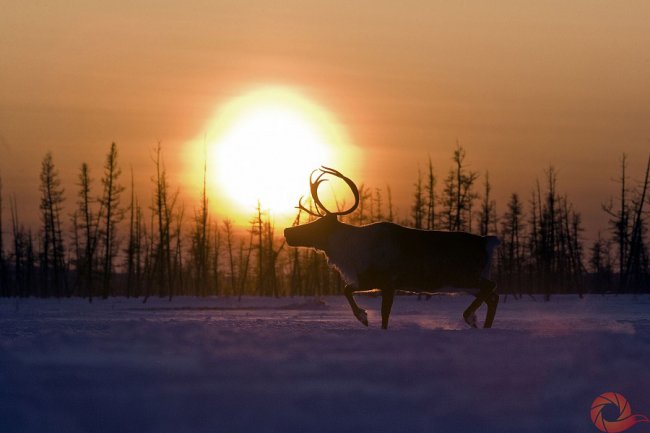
<box><xmin>2</xmin><ymin>294</ymin><xmax>650</xmax><ymax>433</ymax></box>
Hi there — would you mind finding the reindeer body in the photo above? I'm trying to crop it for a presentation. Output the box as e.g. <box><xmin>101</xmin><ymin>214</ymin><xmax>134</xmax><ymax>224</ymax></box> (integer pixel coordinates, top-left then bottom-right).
<box><xmin>325</xmin><ymin>221</ymin><xmax>498</xmax><ymax>291</ymax></box>
<box><xmin>284</xmin><ymin>167</ymin><xmax>500</xmax><ymax>329</ymax></box>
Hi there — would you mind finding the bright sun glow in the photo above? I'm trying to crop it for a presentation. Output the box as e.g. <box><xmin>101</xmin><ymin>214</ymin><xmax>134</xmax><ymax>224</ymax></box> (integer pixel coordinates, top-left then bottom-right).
<box><xmin>204</xmin><ymin>87</ymin><xmax>355</xmax><ymax>216</ymax></box>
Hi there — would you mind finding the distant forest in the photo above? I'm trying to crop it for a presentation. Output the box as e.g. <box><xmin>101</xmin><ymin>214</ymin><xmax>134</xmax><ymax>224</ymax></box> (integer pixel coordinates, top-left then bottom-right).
<box><xmin>0</xmin><ymin>143</ymin><xmax>648</xmax><ymax>301</ymax></box>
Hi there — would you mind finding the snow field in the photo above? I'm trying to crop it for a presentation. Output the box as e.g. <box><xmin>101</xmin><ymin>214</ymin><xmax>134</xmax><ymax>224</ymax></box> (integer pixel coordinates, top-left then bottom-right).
<box><xmin>1</xmin><ymin>294</ymin><xmax>650</xmax><ymax>433</ymax></box>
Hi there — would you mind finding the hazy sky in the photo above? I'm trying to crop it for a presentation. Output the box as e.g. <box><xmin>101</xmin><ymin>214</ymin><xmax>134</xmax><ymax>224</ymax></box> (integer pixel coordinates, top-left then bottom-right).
<box><xmin>1</xmin><ymin>1</ymin><xmax>649</xmax><ymax>239</ymax></box>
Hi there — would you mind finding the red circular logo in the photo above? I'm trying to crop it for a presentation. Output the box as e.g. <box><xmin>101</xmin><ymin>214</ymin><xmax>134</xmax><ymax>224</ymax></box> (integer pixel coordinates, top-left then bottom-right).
<box><xmin>591</xmin><ymin>392</ymin><xmax>649</xmax><ymax>433</ymax></box>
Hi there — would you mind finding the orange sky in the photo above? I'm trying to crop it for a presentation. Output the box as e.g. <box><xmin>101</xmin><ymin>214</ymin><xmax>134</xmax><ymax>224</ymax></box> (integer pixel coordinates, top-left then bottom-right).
<box><xmin>1</xmin><ymin>2</ymin><xmax>649</xmax><ymax>240</ymax></box>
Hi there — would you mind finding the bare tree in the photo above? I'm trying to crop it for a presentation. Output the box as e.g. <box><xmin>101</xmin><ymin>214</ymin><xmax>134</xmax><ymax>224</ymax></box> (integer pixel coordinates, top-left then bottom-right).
<box><xmin>75</xmin><ymin>163</ymin><xmax>98</xmax><ymax>301</ymax></box>
<box><xmin>252</xmin><ymin>200</ymin><xmax>264</xmax><ymax>295</ymax></box>
<box><xmin>263</xmin><ymin>216</ymin><xmax>285</xmax><ymax>297</ymax></box>
<box><xmin>441</xmin><ymin>143</ymin><xmax>478</xmax><ymax>231</ymax></box>
<box><xmin>98</xmin><ymin>143</ymin><xmax>125</xmax><ymax>298</ymax></box>
<box><xmin>170</xmin><ymin>204</ymin><xmax>185</xmax><ymax>300</ymax></box>
<box><xmin>602</xmin><ymin>154</ymin><xmax>630</xmax><ymax>291</ymax></box>
<box><xmin>351</xmin><ymin>184</ymin><xmax>371</xmax><ymax>226</ymax></box>
<box><xmin>386</xmin><ymin>185</ymin><xmax>394</xmax><ymax>222</ymax></box>
<box><xmin>142</xmin><ymin>198</ymin><xmax>156</xmax><ymax>303</ymax></box>
<box><xmin>223</xmin><ymin>219</ymin><xmax>236</xmax><ymax>295</ymax></box>
<box><xmin>211</xmin><ymin>219</ymin><xmax>221</xmax><ymax>296</ymax></box>
<box><xmin>499</xmin><ymin>193</ymin><xmax>524</xmax><ymax>299</ymax></box>
<box><xmin>411</xmin><ymin>168</ymin><xmax>425</xmax><ymax>229</ymax></box>
<box><xmin>190</xmin><ymin>154</ymin><xmax>209</xmax><ymax>294</ymax></box>
<box><xmin>238</xmin><ymin>231</ymin><xmax>253</xmax><ymax>301</ymax></box>
<box><xmin>151</xmin><ymin>142</ymin><xmax>177</xmax><ymax>299</ymax></box>
<box><xmin>39</xmin><ymin>152</ymin><xmax>67</xmax><ymax>297</ymax></box>
<box><xmin>288</xmin><ymin>210</ymin><xmax>303</xmax><ymax>296</ymax></box>
<box><xmin>524</xmin><ymin>167</ymin><xmax>585</xmax><ymax>298</ymax></box>
<box><xmin>134</xmin><ymin>196</ymin><xmax>144</xmax><ymax>296</ymax></box>
<box><xmin>10</xmin><ymin>198</ymin><xmax>35</xmax><ymax>297</ymax></box>
<box><xmin>623</xmin><ymin>155</ymin><xmax>650</xmax><ymax>289</ymax></box>
<box><xmin>589</xmin><ymin>232</ymin><xmax>613</xmax><ymax>292</ymax></box>
<box><xmin>0</xmin><ymin>174</ymin><xmax>6</xmax><ymax>296</ymax></box>
<box><xmin>478</xmin><ymin>171</ymin><xmax>497</xmax><ymax>236</ymax></box>
<box><xmin>125</xmin><ymin>168</ymin><xmax>137</xmax><ymax>297</ymax></box>
<box><xmin>425</xmin><ymin>156</ymin><xmax>437</xmax><ymax>230</ymax></box>
<box><xmin>372</xmin><ymin>188</ymin><xmax>384</xmax><ymax>222</ymax></box>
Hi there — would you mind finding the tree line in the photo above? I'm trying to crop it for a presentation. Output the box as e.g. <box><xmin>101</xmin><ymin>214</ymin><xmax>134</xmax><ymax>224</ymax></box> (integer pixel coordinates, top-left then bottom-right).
<box><xmin>0</xmin><ymin>143</ymin><xmax>648</xmax><ymax>300</ymax></box>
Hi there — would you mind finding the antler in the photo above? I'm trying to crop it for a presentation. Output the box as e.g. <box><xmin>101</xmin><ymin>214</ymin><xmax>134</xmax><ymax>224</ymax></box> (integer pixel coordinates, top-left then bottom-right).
<box><xmin>296</xmin><ymin>169</ymin><xmax>327</xmax><ymax>217</ymax></box>
<box><xmin>296</xmin><ymin>166</ymin><xmax>360</xmax><ymax>217</ymax></box>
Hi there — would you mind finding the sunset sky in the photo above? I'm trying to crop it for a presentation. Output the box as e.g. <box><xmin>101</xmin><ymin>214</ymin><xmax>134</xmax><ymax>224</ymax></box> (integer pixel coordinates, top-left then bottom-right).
<box><xmin>1</xmin><ymin>1</ymin><xmax>649</xmax><ymax>240</ymax></box>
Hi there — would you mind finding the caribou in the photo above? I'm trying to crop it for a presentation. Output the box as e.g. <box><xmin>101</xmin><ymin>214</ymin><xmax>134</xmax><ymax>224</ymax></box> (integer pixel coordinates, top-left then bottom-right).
<box><xmin>284</xmin><ymin>167</ymin><xmax>501</xmax><ymax>329</ymax></box>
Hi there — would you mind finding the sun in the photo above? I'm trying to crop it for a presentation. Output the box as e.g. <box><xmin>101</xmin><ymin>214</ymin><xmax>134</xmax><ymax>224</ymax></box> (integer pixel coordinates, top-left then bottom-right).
<box><xmin>204</xmin><ymin>86</ymin><xmax>355</xmax><ymax>216</ymax></box>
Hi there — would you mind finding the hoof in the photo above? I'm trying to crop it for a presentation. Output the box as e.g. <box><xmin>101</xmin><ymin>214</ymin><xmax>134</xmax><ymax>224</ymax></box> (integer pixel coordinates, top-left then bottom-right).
<box><xmin>463</xmin><ymin>312</ymin><xmax>478</xmax><ymax>328</ymax></box>
<box><xmin>355</xmin><ymin>309</ymin><xmax>368</xmax><ymax>326</ymax></box>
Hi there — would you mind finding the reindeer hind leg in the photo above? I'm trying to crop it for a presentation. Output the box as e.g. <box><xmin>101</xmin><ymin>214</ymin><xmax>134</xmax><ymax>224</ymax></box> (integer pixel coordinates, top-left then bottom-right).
<box><xmin>463</xmin><ymin>279</ymin><xmax>497</xmax><ymax>328</ymax></box>
<box><xmin>381</xmin><ymin>288</ymin><xmax>395</xmax><ymax>330</ymax></box>
<box><xmin>483</xmin><ymin>291</ymin><xmax>499</xmax><ymax>328</ymax></box>
<box><xmin>463</xmin><ymin>295</ymin><xmax>481</xmax><ymax>328</ymax></box>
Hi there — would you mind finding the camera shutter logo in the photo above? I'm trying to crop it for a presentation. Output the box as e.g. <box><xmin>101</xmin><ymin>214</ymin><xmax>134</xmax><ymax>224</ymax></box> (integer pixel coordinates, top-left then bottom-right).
<box><xmin>591</xmin><ymin>392</ymin><xmax>649</xmax><ymax>433</ymax></box>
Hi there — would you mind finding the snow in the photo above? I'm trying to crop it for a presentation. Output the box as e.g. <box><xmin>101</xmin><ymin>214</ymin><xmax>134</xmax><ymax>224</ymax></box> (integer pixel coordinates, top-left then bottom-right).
<box><xmin>2</xmin><ymin>294</ymin><xmax>650</xmax><ymax>433</ymax></box>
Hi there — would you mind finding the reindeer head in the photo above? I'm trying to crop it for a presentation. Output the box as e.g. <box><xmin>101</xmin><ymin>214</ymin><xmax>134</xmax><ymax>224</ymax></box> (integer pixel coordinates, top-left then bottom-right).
<box><xmin>284</xmin><ymin>166</ymin><xmax>359</xmax><ymax>250</ymax></box>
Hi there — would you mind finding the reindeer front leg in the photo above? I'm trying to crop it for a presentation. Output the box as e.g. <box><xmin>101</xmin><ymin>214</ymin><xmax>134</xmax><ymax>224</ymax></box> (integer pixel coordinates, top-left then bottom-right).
<box><xmin>344</xmin><ymin>284</ymin><xmax>368</xmax><ymax>326</ymax></box>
